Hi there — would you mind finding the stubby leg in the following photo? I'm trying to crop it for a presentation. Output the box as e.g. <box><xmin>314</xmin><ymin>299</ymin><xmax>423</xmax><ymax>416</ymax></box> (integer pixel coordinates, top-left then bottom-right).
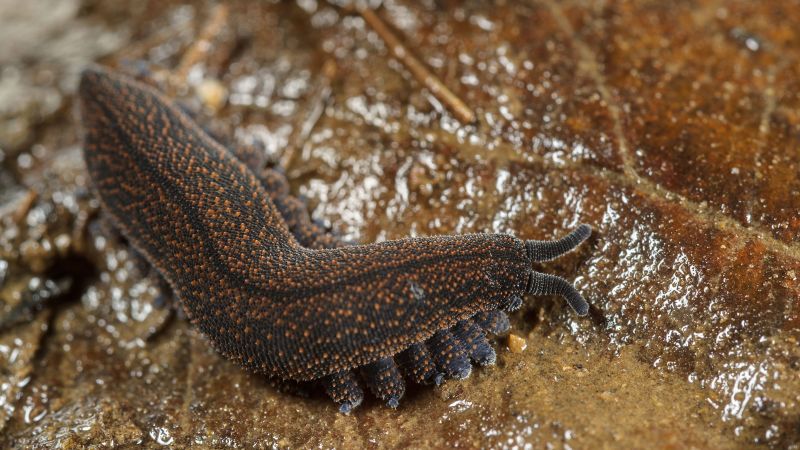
<box><xmin>244</xmin><ymin>165</ymin><xmax>344</xmax><ymax>250</ymax></box>
<box><xmin>361</xmin><ymin>357</ymin><xmax>405</xmax><ymax>408</ymax></box>
<box><xmin>322</xmin><ymin>369</ymin><xmax>364</xmax><ymax>414</ymax></box>
<box><xmin>397</xmin><ymin>342</ymin><xmax>443</xmax><ymax>386</ymax></box>
<box><xmin>473</xmin><ymin>310</ymin><xmax>511</xmax><ymax>336</ymax></box>
<box><xmin>452</xmin><ymin>319</ymin><xmax>496</xmax><ymax>366</ymax></box>
<box><xmin>427</xmin><ymin>329</ymin><xmax>471</xmax><ymax>380</ymax></box>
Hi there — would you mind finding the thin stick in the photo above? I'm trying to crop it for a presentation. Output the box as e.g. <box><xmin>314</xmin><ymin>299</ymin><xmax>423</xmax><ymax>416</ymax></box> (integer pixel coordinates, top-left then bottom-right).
<box><xmin>12</xmin><ymin>190</ymin><xmax>38</xmax><ymax>223</ymax></box>
<box><xmin>173</xmin><ymin>4</ymin><xmax>230</xmax><ymax>82</ymax></box>
<box><xmin>281</xmin><ymin>60</ymin><xmax>337</xmax><ymax>170</ymax></box>
<box><xmin>358</xmin><ymin>7</ymin><xmax>476</xmax><ymax>124</ymax></box>
<box><xmin>116</xmin><ymin>24</ymin><xmax>189</xmax><ymax>62</ymax></box>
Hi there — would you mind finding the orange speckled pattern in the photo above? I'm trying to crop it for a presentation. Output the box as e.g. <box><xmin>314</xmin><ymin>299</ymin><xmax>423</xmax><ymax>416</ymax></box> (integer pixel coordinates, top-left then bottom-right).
<box><xmin>78</xmin><ymin>66</ymin><xmax>590</xmax><ymax>410</ymax></box>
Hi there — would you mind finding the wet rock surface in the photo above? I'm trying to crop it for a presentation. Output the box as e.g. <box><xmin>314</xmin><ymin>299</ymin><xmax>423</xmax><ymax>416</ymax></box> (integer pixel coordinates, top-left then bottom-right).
<box><xmin>0</xmin><ymin>0</ymin><xmax>798</xmax><ymax>448</ymax></box>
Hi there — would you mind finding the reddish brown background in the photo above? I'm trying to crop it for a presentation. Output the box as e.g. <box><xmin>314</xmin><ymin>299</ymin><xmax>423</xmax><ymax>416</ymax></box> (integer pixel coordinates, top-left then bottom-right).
<box><xmin>0</xmin><ymin>0</ymin><xmax>798</xmax><ymax>448</ymax></box>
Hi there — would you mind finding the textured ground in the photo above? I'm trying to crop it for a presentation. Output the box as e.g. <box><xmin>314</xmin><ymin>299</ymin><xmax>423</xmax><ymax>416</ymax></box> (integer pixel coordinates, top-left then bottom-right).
<box><xmin>0</xmin><ymin>0</ymin><xmax>798</xmax><ymax>448</ymax></box>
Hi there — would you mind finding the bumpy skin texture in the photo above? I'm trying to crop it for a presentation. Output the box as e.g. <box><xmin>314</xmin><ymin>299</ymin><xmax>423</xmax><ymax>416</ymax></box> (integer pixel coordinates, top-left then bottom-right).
<box><xmin>79</xmin><ymin>67</ymin><xmax>592</xmax><ymax>410</ymax></box>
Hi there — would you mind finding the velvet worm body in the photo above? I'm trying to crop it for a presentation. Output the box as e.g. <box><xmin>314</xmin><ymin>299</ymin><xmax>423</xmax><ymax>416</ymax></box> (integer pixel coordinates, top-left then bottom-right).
<box><xmin>79</xmin><ymin>66</ymin><xmax>592</xmax><ymax>413</ymax></box>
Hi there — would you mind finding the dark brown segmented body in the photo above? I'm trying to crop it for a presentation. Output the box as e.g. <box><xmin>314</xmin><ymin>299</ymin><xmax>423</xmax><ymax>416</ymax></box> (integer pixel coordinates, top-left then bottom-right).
<box><xmin>79</xmin><ymin>66</ymin><xmax>592</xmax><ymax>412</ymax></box>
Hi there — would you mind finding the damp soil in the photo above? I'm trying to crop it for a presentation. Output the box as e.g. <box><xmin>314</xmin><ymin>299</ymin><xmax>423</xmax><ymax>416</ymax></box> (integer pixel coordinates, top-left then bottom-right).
<box><xmin>0</xmin><ymin>0</ymin><xmax>798</xmax><ymax>448</ymax></box>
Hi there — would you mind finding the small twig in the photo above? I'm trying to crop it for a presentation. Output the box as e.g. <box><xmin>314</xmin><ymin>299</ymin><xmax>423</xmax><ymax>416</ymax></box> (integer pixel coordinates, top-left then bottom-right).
<box><xmin>173</xmin><ymin>4</ymin><xmax>230</xmax><ymax>82</ymax></box>
<box><xmin>12</xmin><ymin>190</ymin><xmax>38</xmax><ymax>223</ymax></box>
<box><xmin>358</xmin><ymin>7</ymin><xmax>476</xmax><ymax>124</ymax></box>
<box><xmin>116</xmin><ymin>21</ymin><xmax>191</xmax><ymax>62</ymax></box>
<box><xmin>280</xmin><ymin>60</ymin><xmax>337</xmax><ymax>170</ymax></box>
